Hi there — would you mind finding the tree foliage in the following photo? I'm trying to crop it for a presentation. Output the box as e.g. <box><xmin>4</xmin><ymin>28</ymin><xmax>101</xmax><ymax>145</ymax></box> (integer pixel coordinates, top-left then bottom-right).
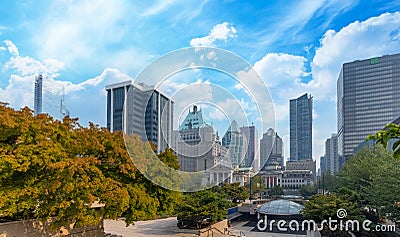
<box><xmin>367</xmin><ymin>123</ymin><xmax>400</xmax><ymax>159</ymax></box>
<box><xmin>0</xmin><ymin>104</ymin><xmax>182</xmax><ymax>228</ymax></box>
<box><xmin>245</xmin><ymin>174</ymin><xmax>265</xmax><ymax>198</ymax></box>
<box><xmin>176</xmin><ymin>189</ymin><xmax>233</xmax><ymax>229</ymax></box>
<box><xmin>302</xmin><ymin>187</ymin><xmax>364</xmax><ymax>223</ymax></box>
<box><xmin>269</xmin><ymin>185</ymin><xmax>284</xmax><ymax>196</ymax></box>
<box><xmin>215</xmin><ymin>183</ymin><xmax>249</xmax><ymax>203</ymax></box>
<box><xmin>336</xmin><ymin>145</ymin><xmax>400</xmax><ymax>221</ymax></box>
<box><xmin>299</xmin><ymin>184</ymin><xmax>316</xmax><ymax>197</ymax></box>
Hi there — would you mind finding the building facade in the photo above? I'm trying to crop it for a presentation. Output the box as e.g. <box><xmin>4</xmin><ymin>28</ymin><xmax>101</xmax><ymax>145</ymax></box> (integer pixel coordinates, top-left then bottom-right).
<box><xmin>280</xmin><ymin>170</ymin><xmax>314</xmax><ymax>188</ymax></box>
<box><xmin>286</xmin><ymin>160</ymin><xmax>316</xmax><ymax>183</ymax></box>
<box><xmin>172</xmin><ymin>106</ymin><xmax>231</xmax><ymax>185</ymax></box>
<box><xmin>289</xmin><ymin>93</ymin><xmax>313</xmax><ymax>161</ymax></box>
<box><xmin>338</xmin><ymin>54</ymin><xmax>400</xmax><ymax>158</ymax></box>
<box><xmin>34</xmin><ymin>74</ymin><xmax>43</xmax><ymax>116</ymax></box>
<box><xmin>240</xmin><ymin>125</ymin><xmax>260</xmax><ymax>171</ymax></box>
<box><xmin>260</xmin><ymin>128</ymin><xmax>284</xmax><ymax>170</ymax></box>
<box><xmin>222</xmin><ymin>120</ymin><xmax>247</xmax><ymax>168</ymax></box>
<box><xmin>323</xmin><ymin>134</ymin><xmax>339</xmax><ymax>174</ymax></box>
<box><xmin>105</xmin><ymin>81</ymin><xmax>173</xmax><ymax>153</ymax></box>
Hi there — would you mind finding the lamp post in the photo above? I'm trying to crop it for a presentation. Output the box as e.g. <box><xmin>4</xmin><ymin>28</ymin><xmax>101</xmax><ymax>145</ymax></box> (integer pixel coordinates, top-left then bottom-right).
<box><xmin>249</xmin><ymin>174</ymin><xmax>252</xmax><ymax>201</ymax></box>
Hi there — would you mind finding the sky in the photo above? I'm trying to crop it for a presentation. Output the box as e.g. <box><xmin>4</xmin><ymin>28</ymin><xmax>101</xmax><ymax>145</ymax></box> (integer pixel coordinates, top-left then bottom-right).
<box><xmin>1</xmin><ymin>0</ymin><xmax>400</xmax><ymax>167</ymax></box>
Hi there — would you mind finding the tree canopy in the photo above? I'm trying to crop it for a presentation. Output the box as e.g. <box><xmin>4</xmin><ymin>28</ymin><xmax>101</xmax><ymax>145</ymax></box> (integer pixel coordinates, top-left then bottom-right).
<box><xmin>367</xmin><ymin>123</ymin><xmax>400</xmax><ymax>159</ymax></box>
<box><xmin>0</xmin><ymin>104</ymin><xmax>182</xmax><ymax>228</ymax></box>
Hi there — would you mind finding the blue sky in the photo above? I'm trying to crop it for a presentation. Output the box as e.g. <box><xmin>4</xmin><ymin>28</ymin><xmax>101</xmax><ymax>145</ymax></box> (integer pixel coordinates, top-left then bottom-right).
<box><xmin>1</xmin><ymin>0</ymin><xmax>400</xmax><ymax>165</ymax></box>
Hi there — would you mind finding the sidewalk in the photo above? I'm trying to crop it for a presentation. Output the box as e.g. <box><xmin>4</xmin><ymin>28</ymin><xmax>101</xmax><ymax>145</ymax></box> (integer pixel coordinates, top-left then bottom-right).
<box><xmin>104</xmin><ymin>217</ymin><xmax>198</xmax><ymax>237</ymax></box>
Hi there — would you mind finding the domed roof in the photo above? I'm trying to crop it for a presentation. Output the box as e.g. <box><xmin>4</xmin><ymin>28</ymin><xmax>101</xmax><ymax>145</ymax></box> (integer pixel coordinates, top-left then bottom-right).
<box><xmin>258</xmin><ymin>199</ymin><xmax>303</xmax><ymax>215</ymax></box>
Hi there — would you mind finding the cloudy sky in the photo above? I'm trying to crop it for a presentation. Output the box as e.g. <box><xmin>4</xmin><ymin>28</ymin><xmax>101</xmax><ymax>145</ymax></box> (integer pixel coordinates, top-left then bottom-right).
<box><xmin>1</xmin><ymin>0</ymin><xmax>400</xmax><ymax>165</ymax></box>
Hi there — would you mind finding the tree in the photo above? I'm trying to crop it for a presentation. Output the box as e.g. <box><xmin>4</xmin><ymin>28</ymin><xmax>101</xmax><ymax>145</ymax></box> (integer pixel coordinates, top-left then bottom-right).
<box><xmin>335</xmin><ymin>145</ymin><xmax>400</xmax><ymax>223</ymax></box>
<box><xmin>269</xmin><ymin>185</ymin><xmax>284</xmax><ymax>196</ymax></box>
<box><xmin>216</xmin><ymin>183</ymin><xmax>249</xmax><ymax>203</ymax></box>
<box><xmin>367</xmin><ymin>123</ymin><xmax>400</xmax><ymax>159</ymax></box>
<box><xmin>0</xmin><ymin>104</ymin><xmax>182</xmax><ymax>229</ymax></box>
<box><xmin>245</xmin><ymin>174</ymin><xmax>265</xmax><ymax>199</ymax></box>
<box><xmin>300</xmin><ymin>184</ymin><xmax>316</xmax><ymax>197</ymax></box>
<box><xmin>302</xmin><ymin>187</ymin><xmax>364</xmax><ymax>223</ymax></box>
<box><xmin>176</xmin><ymin>189</ymin><xmax>233</xmax><ymax>229</ymax></box>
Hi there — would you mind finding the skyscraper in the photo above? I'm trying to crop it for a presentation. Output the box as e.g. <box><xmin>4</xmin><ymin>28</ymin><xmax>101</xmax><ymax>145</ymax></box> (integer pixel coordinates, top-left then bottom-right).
<box><xmin>34</xmin><ymin>74</ymin><xmax>43</xmax><ymax>116</ymax></box>
<box><xmin>323</xmin><ymin>134</ymin><xmax>339</xmax><ymax>174</ymax></box>
<box><xmin>222</xmin><ymin>120</ymin><xmax>246</xmax><ymax>168</ymax></box>
<box><xmin>105</xmin><ymin>81</ymin><xmax>174</xmax><ymax>153</ymax></box>
<box><xmin>337</xmin><ymin>54</ymin><xmax>400</xmax><ymax>158</ymax></box>
<box><xmin>260</xmin><ymin>128</ymin><xmax>284</xmax><ymax>170</ymax></box>
<box><xmin>289</xmin><ymin>93</ymin><xmax>313</xmax><ymax>161</ymax></box>
<box><xmin>240</xmin><ymin>125</ymin><xmax>259</xmax><ymax>171</ymax></box>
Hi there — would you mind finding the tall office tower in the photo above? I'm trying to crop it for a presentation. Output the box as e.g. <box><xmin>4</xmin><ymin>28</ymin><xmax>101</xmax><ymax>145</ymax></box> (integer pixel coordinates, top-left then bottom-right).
<box><xmin>338</xmin><ymin>54</ymin><xmax>400</xmax><ymax>159</ymax></box>
<box><xmin>105</xmin><ymin>81</ymin><xmax>174</xmax><ymax>153</ymax></box>
<box><xmin>222</xmin><ymin>120</ymin><xmax>247</xmax><ymax>168</ymax></box>
<box><xmin>240</xmin><ymin>125</ymin><xmax>259</xmax><ymax>171</ymax></box>
<box><xmin>260</xmin><ymin>128</ymin><xmax>284</xmax><ymax>170</ymax></box>
<box><xmin>172</xmin><ymin>106</ymin><xmax>229</xmax><ymax>174</ymax></box>
<box><xmin>323</xmin><ymin>134</ymin><xmax>339</xmax><ymax>174</ymax></box>
<box><xmin>319</xmin><ymin>156</ymin><xmax>327</xmax><ymax>175</ymax></box>
<box><xmin>290</xmin><ymin>93</ymin><xmax>313</xmax><ymax>161</ymax></box>
<box><xmin>34</xmin><ymin>74</ymin><xmax>43</xmax><ymax>116</ymax></box>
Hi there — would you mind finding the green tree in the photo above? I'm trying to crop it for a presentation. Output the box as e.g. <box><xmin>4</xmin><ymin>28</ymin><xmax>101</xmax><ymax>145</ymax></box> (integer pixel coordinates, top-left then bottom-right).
<box><xmin>302</xmin><ymin>187</ymin><xmax>364</xmax><ymax>223</ymax></box>
<box><xmin>269</xmin><ymin>185</ymin><xmax>284</xmax><ymax>196</ymax></box>
<box><xmin>176</xmin><ymin>189</ymin><xmax>233</xmax><ymax>229</ymax></box>
<box><xmin>245</xmin><ymin>174</ymin><xmax>265</xmax><ymax>199</ymax></box>
<box><xmin>367</xmin><ymin>123</ymin><xmax>400</xmax><ymax>159</ymax></box>
<box><xmin>300</xmin><ymin>184</ymin><xmax>316</xmax><ymax>197</ymax></box>
<box><xmin>335</xmin><ymin>145</ymin><xmax>400</xmax><ymax>222</ymax></box>
<box><xmin>216</xmin><ymin>183</ymin><xmax>249</xmax><ymax>203</ymax></box>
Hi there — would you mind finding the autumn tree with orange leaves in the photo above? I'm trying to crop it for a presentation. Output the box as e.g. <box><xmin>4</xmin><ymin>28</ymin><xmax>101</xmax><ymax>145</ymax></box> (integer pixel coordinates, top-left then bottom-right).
<box><xmin>0</xmin><ymin>103</ymin><xmax>181</xmax><ymax>228</ymax></box>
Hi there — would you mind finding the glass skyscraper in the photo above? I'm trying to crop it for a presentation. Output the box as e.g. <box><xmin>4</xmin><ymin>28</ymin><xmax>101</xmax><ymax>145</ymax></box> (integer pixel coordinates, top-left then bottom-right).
<box><xmin>337</xmin><ymin>53</ymin><xmax>400</xmax><ymax>158</ymax></box>
<box><xmin>289</xmin><ymin>93</ymin><xmax>313</xmax><ymax>161</ymax></box>
<box><xmin>34</xmin><ymin>74</ymin><xmax>43</xmax><ymax>116</ymax></box>
<box><xmin>106</xmin><ymin>81</ymin><xmax>174</xmax><ymax>153</ymax></box>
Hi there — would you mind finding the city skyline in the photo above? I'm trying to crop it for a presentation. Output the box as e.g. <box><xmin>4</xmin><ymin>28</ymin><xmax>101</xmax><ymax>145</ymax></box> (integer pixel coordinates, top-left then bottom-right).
<box><xmin>1</xmin><ymin>1</ymin><xmax>400</xmax><ymax>166</ymax></box>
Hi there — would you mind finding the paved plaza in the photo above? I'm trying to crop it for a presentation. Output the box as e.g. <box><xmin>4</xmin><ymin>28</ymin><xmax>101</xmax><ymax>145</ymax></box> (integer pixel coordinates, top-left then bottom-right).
<box><xmin>104</xmin><ymin>217</ymin><xmax>308</xmax><ymax>237</ymax></box>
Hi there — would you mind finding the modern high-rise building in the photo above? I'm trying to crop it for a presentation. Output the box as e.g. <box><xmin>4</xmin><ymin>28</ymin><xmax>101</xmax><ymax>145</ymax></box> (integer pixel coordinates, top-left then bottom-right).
<box><xmin>289</xmin><ymin>93</ymin><xmax>313</xmax><ymax>161</ymax></box>
<box><xmin>34</xmin><ymin>74</ymin><xmax>43</xmax><ymax>116</ymax></box>
<box><xmin>337</xmin><ymin>54</ymin><xmax>400</xmax><ymax>159</ymax></box>
<box><xmin>105</xmin><ymin>81</ymin><xmax>174</xmax><ymax>153</ymax></box>
<box><xmin>222</xmin><ymin>120</ymin><xmax>247</xmax><ymax>168</ymax></box>
<box><xmin>240</xmin><ymin>125</ymin><xmax>259</xmax><ymax>171</ymax></box>
<box><xmin>260</xmin><ymin>128</ymin><xmax>284</xmax><ymax>170</ymax></box>
<box><xmin>322</xmin><ymin>134</ymin><xmax>339</xmax><ymax>174</ymax></box>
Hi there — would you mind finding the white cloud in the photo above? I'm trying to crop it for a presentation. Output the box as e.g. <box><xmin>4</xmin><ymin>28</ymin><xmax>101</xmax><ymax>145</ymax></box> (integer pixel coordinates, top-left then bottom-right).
<box><xmin>141</xmin><ymin>0</ymin><xmax>178</xmax><ymax>16</ymax></box>
<box><xmin>310</xmin><ymin>11</ymin><xmax>400</xmax><ymax>100</ymax></box>
<box><xmin>0</xmin><ymin>40</ymin><xmax>132</xmax><ymax>125</ymax></box>
<box><xmin>32</xmin><ymin>0</ymin><xmax>150</xmax><ymax>73</ymax></box>
<box><xmin>3</xmin><ymin>40</ymin><xmax>19</xmax><ymax>56</ymax></box>
<box><xmin>190</xmin><ymin>22</ymin><xmax>237</xmax><ymax>47</ymax></box>
<box><xmin>254</xmin><ymin>53</ymin><xmax>308</xmax><ymax>88</ymax></box>
<box><xmin>208</xmin><ymin>107</ymin><xmax>226</xmax><ymax>121</ymax></box>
